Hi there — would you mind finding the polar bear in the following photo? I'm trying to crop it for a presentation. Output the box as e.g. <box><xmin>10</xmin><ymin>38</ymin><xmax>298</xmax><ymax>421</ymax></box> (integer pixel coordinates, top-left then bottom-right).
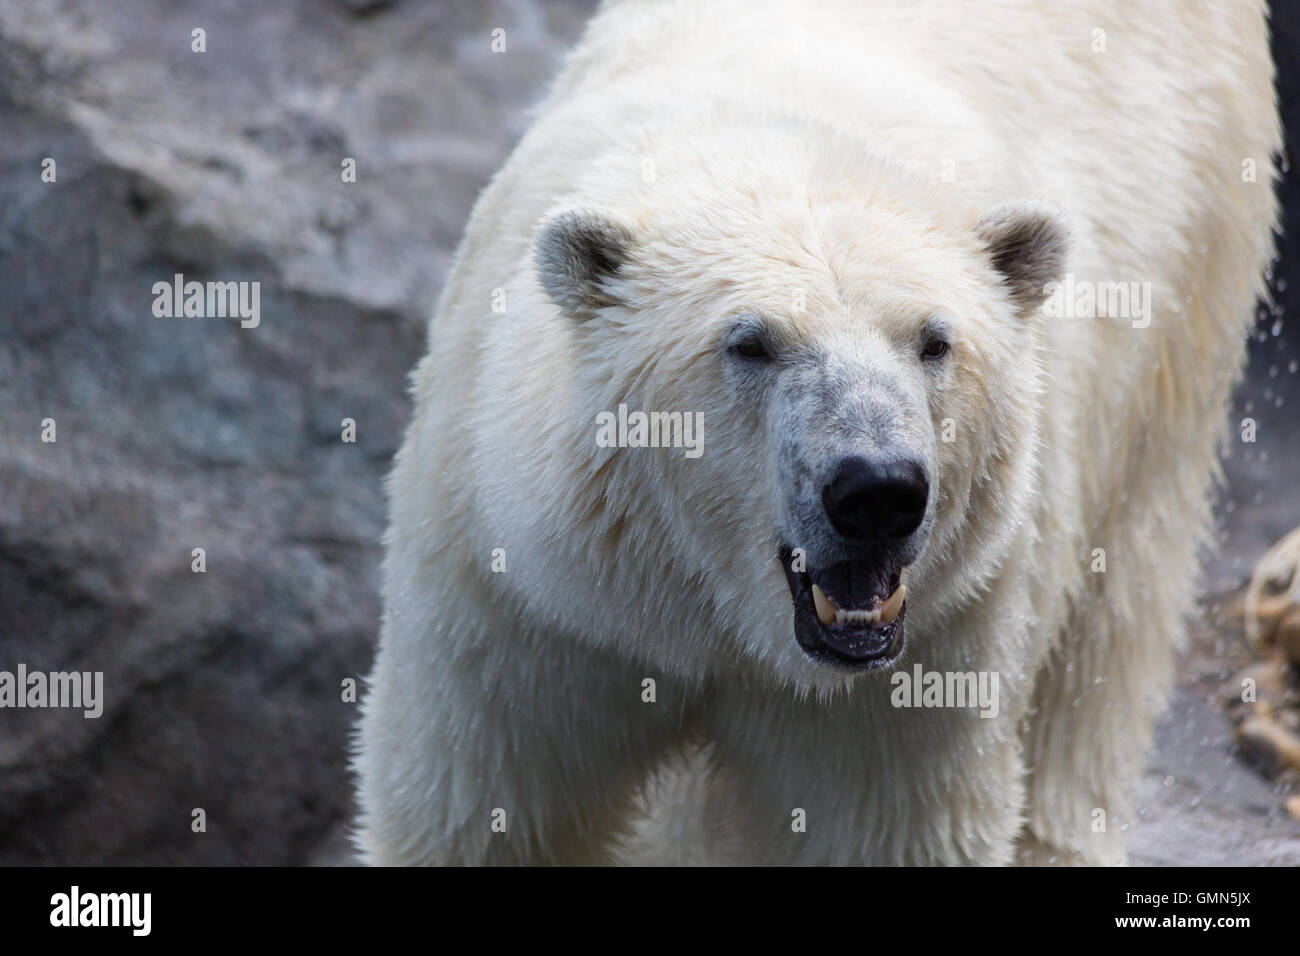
<box><xmin>353</xmin><ymin>0</ymin><xmax>1279</xmax><ymax>865</ymax></box>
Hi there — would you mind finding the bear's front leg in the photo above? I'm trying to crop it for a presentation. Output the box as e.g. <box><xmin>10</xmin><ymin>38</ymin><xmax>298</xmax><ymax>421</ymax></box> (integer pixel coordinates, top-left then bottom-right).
<box><xmin>353</xmin><ymin>597</ymin><xmax>687</xmax><ymax>866</ymax></box>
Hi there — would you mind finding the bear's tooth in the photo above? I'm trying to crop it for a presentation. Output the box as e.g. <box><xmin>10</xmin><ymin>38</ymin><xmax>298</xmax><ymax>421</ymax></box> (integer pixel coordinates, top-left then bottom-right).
<box><xmin>812</xmin><ymin>584</ymin><xmax>836</xmax><ymax>625</ymax></box>
<box><xmin>879</xmin><ymin>584</ymin><xmax>907</xmax><ymax>624</ymax></box>
<box><xmin>833</xmin><ymin>607</ymin><xmax>883</xmax><ymax>624</ymax></box>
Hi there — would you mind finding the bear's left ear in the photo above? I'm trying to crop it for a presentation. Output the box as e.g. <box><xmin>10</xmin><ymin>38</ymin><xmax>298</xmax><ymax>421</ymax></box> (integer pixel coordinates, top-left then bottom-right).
<box><xmin>975</xmin><ymin>201</ymin><xmax>1070</xmax><ymax>314</ymax></box>
<box><xmin>534</xmin><ymin>208</ymin><xmax>636</xmax><ymax>319</ymax></box>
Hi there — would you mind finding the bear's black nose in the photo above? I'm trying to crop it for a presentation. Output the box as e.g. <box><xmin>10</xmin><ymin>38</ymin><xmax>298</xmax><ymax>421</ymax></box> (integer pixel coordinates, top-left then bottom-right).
<box><xmin>821</xmin><ymin>456</ymin><xmax>929</xmax><ymax>542</ymax></box>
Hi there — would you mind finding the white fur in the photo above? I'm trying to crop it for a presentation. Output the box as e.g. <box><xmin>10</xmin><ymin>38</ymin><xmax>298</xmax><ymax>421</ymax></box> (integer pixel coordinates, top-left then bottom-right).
<box><xmin>353</xmin><ymin>0</ymin><xmax>1280</xmax><ymax>865</ymax></box>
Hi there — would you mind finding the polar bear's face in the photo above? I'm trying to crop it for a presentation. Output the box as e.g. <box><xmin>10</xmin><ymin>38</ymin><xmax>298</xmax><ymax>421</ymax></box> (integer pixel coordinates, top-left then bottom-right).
<box><xmin>536</xmin><ymin>190</ymin><xmax>1067</xmax><ymax>687</ymax></box>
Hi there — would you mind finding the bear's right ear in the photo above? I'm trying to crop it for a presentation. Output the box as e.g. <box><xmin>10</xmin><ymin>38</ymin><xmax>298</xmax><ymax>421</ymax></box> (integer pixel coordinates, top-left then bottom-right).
<box><xmin>975</xmin><ymin>201</ymin><xmax>1070</xmax><ymax>315</ymax></box>
<box><xmin>534</xmin><ymin>209</ymin><xmax>635</xmax><ymax>319</ymax></box>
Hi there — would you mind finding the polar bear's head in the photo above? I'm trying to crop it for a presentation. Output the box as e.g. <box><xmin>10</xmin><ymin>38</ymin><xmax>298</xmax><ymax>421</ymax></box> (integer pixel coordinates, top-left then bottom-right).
<box><xmin>531</xmin><ymin>140</ymin><xmax>1068</xmax><ymax>691</ymax></box>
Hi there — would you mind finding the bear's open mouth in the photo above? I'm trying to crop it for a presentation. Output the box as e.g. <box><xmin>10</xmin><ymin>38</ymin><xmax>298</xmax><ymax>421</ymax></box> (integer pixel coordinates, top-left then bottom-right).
<box><xmin>778</xmin><ymin>545</ymin><xmax>907</xmax><ymax>669</ymax></box>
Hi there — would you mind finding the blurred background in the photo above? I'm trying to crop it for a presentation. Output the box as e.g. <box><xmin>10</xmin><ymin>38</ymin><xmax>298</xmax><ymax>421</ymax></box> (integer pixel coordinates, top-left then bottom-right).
<box><xmin>0</xmin><ymin>0</ymin><xmax>1297</xmax><ymax>865</ymax></box>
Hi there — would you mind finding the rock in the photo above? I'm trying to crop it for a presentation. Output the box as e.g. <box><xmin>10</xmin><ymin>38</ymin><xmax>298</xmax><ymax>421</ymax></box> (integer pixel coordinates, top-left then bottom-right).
<box><xmin>1236</xmin><ymin>716</ymin><xmax>1300</xmax><ymax>778</ymax></box>
<box><xmin>0</xmin><ymin>0</ymin><xmax>595</xmax><ymax>865</ymax></box>
<box><xmin>1276</xmin><ymin>605</ymin><xmax>1300</xmax><ymax>668</ymax></box>
<box><xmin>1222</xmin><ymin>657</ymin><xmax>1289</xmax><ymax>719</ymax></box>
<box><xmin>1130</xmin><ymin>687</ymin><xmax>1300</xmax><ymax>866</ymax></box>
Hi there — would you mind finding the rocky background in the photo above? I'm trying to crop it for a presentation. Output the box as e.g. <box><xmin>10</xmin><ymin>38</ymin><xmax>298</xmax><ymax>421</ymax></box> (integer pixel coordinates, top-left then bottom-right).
<box><xmin>0</xmin><ymin>0</ymin><xmax>1296</xmax><ymax>865</ymax></box>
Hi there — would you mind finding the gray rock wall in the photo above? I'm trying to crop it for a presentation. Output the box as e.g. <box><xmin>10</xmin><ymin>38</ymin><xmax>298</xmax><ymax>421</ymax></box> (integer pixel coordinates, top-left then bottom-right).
<box><xmin>0</xmin><ymin>0</ymin><xmax>593</xmax><ymax>865</ymax></box>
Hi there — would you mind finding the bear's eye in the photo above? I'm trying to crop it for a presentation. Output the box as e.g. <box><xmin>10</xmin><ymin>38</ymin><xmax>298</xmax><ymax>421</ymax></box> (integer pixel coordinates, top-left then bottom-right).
<box><xmin>729</xmin><ymin>334</ymin><xmax>774</xmax><ymax>362</ymax></box>
<box><xmin>920</xmin><ymin>338</ymin><xmax>950</xmax><ymax>362</ymax></box>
